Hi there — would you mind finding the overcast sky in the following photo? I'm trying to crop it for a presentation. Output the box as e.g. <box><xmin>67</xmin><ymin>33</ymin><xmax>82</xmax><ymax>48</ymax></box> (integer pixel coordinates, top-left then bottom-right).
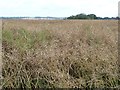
<box><xmin>0</xmin><ymin>0</ymin><xmax>119</xmax><ymax>17</ymax></box>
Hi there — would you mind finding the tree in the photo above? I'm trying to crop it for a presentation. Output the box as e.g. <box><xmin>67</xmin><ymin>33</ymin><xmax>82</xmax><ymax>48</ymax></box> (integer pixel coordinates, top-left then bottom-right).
<box><xmin>87</xmin><ymin>14</ymin><xmax>97</xmax><ymax>19</ymax></box>
<box><xmin>67</xmin><ymin>13</ymin><xmax>97</xmax><ymax>19</ymax></box>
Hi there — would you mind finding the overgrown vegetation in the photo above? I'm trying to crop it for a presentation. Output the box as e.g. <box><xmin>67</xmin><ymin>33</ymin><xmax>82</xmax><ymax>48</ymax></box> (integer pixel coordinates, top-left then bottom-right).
<box><xmin>2</xmin><ymin>19</ymin><xmax>119</xmax><ymax>89</ymax></box>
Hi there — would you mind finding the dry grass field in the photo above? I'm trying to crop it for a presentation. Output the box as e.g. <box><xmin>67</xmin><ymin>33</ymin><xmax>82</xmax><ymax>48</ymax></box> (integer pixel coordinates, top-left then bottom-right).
<box><xmin>2</xmin><ymin>19</ymin><xmax>119</xmax><ymax>88</ymax></box>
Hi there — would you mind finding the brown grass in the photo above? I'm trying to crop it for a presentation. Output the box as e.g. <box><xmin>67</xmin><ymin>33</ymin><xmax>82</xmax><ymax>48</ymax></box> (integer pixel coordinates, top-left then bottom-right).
<box><xmin>2</xmin><ymin>19</ymin><xmax>119</xmax><ymax>88</ymax></box>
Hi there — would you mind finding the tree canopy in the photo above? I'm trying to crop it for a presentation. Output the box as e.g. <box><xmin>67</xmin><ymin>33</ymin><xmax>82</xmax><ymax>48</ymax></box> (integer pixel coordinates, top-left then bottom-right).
<box><xmin>67</xmin><ymin>13</ymin><xmax>118</xmax><ymax>20</ymax></box>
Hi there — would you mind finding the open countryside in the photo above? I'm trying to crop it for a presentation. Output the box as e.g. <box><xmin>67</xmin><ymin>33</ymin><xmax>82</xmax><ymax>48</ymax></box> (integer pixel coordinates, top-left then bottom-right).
<box><xmin>2</xmin><ymin>19</ymin><xmax>119</xmax><ymax>88</ymax></box>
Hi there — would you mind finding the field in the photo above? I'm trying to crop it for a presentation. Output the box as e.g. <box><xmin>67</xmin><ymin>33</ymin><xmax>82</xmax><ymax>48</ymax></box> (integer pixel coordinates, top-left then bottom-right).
<box><xmin>2</xmin><ymin>19</ymin><xmax>119</xmax><ymax>88</ymax></box>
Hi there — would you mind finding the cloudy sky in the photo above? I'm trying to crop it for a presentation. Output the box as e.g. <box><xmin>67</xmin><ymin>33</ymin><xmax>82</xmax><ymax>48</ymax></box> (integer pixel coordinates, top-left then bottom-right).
<box><xmin>0</xmin><ymin>0</ymin><xmax>119</xmax><ymax>17</ymax></box>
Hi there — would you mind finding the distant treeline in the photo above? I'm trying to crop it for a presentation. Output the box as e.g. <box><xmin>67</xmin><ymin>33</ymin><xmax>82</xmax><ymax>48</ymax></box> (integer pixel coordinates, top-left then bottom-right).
<box><xmin>67</xmin><ymin>13</ymin><xmax>119</xmax><ymax>20</ymax></box>
<box><xmin>0</xmin><ymin>14</ymin><xmax>119</xmax><ymax>20</ymax></box>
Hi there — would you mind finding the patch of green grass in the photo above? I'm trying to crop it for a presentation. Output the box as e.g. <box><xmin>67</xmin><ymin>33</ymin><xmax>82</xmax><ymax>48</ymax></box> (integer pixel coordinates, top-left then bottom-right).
<box><xmin>2</xmin><ymin>29</ymin><xmax>52</xmax><ymax>51</ymax></box>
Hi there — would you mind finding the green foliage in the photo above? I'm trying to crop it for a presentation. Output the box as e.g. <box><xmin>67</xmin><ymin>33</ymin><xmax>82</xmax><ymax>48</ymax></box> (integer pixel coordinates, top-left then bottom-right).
<box><xmin>67</xmin><ymin>13</ymin><xmax>97</xmax><ymax>19</ymax></box>
<box><xmin>2</xmin><ymin>29</ymin><xmax>52</xmax><ymax>51</ymax></box>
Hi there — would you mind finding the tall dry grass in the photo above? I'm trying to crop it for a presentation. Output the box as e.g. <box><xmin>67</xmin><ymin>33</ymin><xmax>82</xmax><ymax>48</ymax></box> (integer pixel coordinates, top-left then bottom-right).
<box><xmin>2</xmin><ymin>19</ymin><xmax>119</xmax><ymax>88</ymax></box>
